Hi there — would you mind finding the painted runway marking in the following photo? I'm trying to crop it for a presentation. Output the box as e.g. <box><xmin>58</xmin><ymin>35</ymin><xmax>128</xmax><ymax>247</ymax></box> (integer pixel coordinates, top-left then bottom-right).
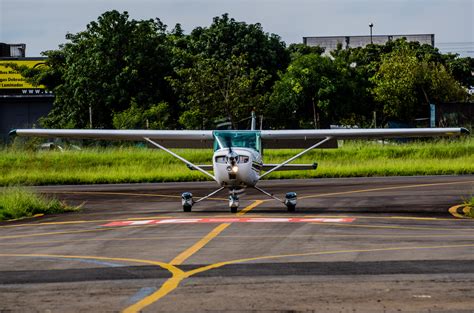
<box><xmin>103</xmin><ymin>217</ymin><xmax>355</xmax><ymax>227</ymax></box>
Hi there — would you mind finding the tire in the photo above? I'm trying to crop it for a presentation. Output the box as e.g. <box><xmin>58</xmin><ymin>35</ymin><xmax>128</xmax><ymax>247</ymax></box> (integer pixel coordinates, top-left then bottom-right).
<box><xmin>183</xmin><ymin>205</ymin><xmax>192</xmax><ymax>212</ymax></box>
<box><xmin>230</xmin><ymin>206</ymin><xmax>238</xmax><ymax>213</ymax></box>
<box><xmin>286</xmin><ymin>204</ymin><xmax>296</xmax><ymax>212</ymax></box>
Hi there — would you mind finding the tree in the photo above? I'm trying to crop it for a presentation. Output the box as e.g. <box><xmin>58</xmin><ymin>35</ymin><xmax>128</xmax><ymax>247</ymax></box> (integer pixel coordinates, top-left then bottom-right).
<box><xmin>268</xmin><ymin>53</ymin><xmax>368</xmax><ymax>129</ymax></box>
<box><xmin>371</xmin><ymin>45</ymin><xmax>467</xmax><ymax>123</ymax></box>
<box><xmin>170</xmin><ymin>54</ymin><xmax>270</xmax><ymax>129</ymax></box>
<box><xmin>287</xmin><ymin>43</ymin><xmax>325</xmax><ymax>60</ymax></box>
<box><xmin>112</xmin><ymin>100</ymin><xmax>170</xmax><ymax>129</ymax></box>
<box><xmin>36</xmin><ymin>11</ymin><xmax>176</xmax><ymax>129</ymax></box>
<box><xmin>186</xmin><ymin>14</ymin><xmax>289</xmax><ymax>83</ymax></box>
<box><xmin>442</xmin><ymin>55</ymin><xmax>474</xmax><ymax>87</ymax></box>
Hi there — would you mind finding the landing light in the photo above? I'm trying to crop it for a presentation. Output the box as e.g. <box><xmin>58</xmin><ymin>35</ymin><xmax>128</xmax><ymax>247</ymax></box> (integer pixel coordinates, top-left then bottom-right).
<box><xmin>232</xmin><ymin>166</ymin><xmax>239</xmax><ymax>173</ymax></box>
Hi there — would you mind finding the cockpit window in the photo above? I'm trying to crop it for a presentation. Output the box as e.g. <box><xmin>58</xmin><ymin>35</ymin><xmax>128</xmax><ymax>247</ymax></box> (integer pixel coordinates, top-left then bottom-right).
<box><xmin>239</xmin><ymin>156</ymin><xmax>249</xmax><ymax>163</ymax></box>
<box><xmin>213</xmin><ymin>131</ymin><xmax>261</xmax><ymax>152</ymax></box>
<box><xmin>215</xmin><ymin>156</ymin><xmax>226</xmax><ymax>163</ymax></box>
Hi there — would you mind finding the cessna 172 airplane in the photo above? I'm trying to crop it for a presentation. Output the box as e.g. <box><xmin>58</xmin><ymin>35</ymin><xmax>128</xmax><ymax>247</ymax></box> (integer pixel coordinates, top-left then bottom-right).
<box><xmin>10</xmin><ymin>120</ymin><xmax>469</xmax><ymax>213</ymax></box>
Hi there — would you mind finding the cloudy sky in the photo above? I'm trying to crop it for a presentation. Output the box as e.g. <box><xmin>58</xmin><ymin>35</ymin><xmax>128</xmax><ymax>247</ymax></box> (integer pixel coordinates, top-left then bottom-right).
<box><xmin>1</xmin><ymin>0</ymin><xmax>473</xmax><ymax>57</ymax></box>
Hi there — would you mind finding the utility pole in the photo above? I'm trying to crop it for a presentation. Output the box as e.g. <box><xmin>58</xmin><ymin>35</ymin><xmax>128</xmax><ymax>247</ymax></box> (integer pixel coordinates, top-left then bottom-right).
<box><xmin>369</xmin><ymin>23</ymin><xmax>374</xmax><ymax>44</ymax></box>
<box><xmin>89</xmin><ymin>104</ymin><xmax>93</xmax><ymax>129</ymax></box>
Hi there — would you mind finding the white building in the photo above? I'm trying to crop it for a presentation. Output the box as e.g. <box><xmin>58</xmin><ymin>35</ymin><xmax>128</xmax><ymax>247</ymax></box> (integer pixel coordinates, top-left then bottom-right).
<box><xmin>303</xmin><ymin>34</ymin><xmax>435</xmax><ymax>54</ymax></box>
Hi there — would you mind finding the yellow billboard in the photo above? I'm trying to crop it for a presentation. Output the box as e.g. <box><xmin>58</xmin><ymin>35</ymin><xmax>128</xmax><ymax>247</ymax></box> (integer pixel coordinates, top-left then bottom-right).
<box><xmin>0</xmin><ymin>59</ymin><xmax>46</xmax><ymax>89</ymax></box>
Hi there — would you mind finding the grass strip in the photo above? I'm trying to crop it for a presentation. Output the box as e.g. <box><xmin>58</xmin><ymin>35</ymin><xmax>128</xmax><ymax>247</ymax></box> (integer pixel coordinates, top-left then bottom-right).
<box><xmin>0</xmin><ymin>187</ymin><xmax>79</xmax><ymax>221</ymax></box>
<box><xmin>0</xmin><ymin>137</ymin><xmax>472</xmax><ymax>186</ymax></box>
<box><xmin>465</xmin><ymin>197</ymin><xmax>474</xmax><ymax>218</ymax></box>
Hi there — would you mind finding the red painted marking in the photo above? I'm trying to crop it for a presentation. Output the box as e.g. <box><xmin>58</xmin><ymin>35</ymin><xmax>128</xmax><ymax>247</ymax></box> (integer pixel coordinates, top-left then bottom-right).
<box><xmin>102</xmin><ymin>217</ymin><xmax>355</xmax><ymax>227</ymax></box>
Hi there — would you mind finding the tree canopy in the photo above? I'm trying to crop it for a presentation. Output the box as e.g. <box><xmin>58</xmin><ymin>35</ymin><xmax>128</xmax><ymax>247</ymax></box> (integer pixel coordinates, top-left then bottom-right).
<box><xmin>39</xmin><ymin>11</ymin><xmax>175</xmax><ymax>129</ymax></box>
<box><xmin>18</xmin><ymin>11</ymin><xmax>473</xmax><ymax>130</ymax></box>
<box><xmin>371</xmin><ymin>43</ymin><xmax>467</xmax><ymax>122</ymax></box>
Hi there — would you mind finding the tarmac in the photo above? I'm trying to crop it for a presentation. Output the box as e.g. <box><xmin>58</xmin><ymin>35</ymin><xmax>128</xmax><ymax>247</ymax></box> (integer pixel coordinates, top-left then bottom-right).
<box><xmin>1</xmin><ymin>175</ymin><xmax>474</xmax><ymax>312</ymax></box>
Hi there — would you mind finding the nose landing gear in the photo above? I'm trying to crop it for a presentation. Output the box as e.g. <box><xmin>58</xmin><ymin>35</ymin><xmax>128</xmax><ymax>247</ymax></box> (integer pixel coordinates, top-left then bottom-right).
<box><xmin>229</xmin><ymin>194</ymin><xmax>239</xmax><ymax>213</ymax></box>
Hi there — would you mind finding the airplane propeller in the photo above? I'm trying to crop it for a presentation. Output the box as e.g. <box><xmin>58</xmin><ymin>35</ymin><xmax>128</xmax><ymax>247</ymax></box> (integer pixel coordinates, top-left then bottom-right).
<box><xmin>224</xmin><ymin>134</ymin><xmax>239</xmax><ymax>173</ymax></box>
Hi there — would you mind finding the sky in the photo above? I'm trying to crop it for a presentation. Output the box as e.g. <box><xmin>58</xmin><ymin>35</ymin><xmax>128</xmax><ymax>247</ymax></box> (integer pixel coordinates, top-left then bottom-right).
<box><xmin>0</xmin><ymin>0</ymin><xmax>473</xmax><ymax>57</ymax></box>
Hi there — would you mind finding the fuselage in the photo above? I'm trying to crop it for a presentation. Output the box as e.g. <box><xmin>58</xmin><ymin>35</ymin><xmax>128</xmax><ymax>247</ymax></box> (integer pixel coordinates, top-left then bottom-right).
<box><xmin>213</xmin><ymin>147</ymin><xmax>262</xmax><ymax>188</ymax></box>
<box><xmin>211</xmin><ymin>130</ymin><xmax>263</xmax><ymax>189</ymax></box>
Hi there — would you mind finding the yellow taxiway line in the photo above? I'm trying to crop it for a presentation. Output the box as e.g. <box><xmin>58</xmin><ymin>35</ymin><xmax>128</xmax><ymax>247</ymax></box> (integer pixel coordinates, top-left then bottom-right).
<box><xmin>4</xmin><ymin>232</ymin><xmax>474</xmax><ymax>248</ymax></box>
<box><xmin>1</xmin><ymin>180</ymin><xmax>472</xmax><ymax>312</ymax></box>
<box><xmin>4</xmin><ymin>242</ymin><xmax>474</xmax><ymax>312</ymax></box>
<box><xmin>299</xmin><ymin>180</ymin><xmax>474</xmax><ymax>200</ymax></box>
<box><xmin>123</xmin><ymin>200</ymin><xmax>263</xmax><ymax>312</ymax></box>
<box><xmin>48</xmin><ymin>190</ymin><xmax>227</xmax><ymax>201</ymax></box>
<box><xmin>170</xmin><ymin>223</ymin><xmax>231</xmax><ymax>265</ymax></box>
<box><xmin>2</xmin><ymin>180</ymin><xmax>470</xmax><ymax>230</ymax></box>
<box><xmin>183</xmin><ymin>242</ymin><xmax>474</xmax><ymax>278</ymax></box>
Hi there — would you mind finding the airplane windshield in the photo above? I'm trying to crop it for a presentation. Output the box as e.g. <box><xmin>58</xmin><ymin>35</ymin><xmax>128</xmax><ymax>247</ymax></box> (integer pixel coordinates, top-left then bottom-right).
<box><xmin>213</xmin><ymin>131</ymin><xmax>261</xmax><ymax>152</ymax></box>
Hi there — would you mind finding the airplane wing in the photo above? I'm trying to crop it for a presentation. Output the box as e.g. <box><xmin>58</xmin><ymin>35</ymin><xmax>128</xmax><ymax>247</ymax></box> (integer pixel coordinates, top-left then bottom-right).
<box><xmin>10</xmin><ymin>127</ymin><xmax>469</xmax><ymax>149</ymax></box>
<box><xmin>10</xmin><ymin>129</ymin><xmax>214</xmax><ymax>148</ymax></box>
<box><xmin>260</xmin><ymin>128</ymin><xmax>469</xmax><ymax>148</ymax></box>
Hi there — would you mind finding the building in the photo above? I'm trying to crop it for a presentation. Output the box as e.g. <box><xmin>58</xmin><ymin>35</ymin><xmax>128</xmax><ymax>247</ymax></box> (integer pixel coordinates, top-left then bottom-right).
<box><xmin>0</xmin><ymin>43</ymin><xmax>26</xmax><ymax>58</ymax></box>
<box><xmin>0</xmin><ymin>46</ymin><xmax>54</xmax><ymax>144</ymax></box>
<box><xmin>303</xmin><ymin>34</ymin><xmax>435</xmax><ymax>54</ymax></box>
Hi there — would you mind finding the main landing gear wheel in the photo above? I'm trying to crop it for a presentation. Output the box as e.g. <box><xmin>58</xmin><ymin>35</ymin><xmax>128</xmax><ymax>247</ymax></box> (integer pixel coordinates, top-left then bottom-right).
<box><xmin>181</xmin><ymin>192</ymin><xmax>193</xmax><ymax>212</ymax></box>
<box><xmin>285</xmin><ymin>192</ymin><xmax>297</xmax><ymax>212</ymax></box>
<box><xmin>229</xmin><ymin>194</ymin><xmax>239</xmax><ymax>213</ymax></box>
<box><xmin>286</xmin><ymin>204</ymin><xmax>296</xmax><ymax>212</ymax></box>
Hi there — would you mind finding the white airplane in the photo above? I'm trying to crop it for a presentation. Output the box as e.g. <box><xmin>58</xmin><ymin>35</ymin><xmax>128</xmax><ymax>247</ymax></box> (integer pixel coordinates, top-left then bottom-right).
<box><xmin>10</xmin><ymin>121</ymin><xmax>469</xmax><ymax>213</ymax></box>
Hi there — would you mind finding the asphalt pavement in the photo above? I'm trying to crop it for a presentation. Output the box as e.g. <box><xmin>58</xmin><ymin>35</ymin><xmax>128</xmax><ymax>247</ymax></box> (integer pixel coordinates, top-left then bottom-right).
<box><xmin>1</xmin><ymin>175</ymin><xmax>474</xmax><ymax>312</ymax></box>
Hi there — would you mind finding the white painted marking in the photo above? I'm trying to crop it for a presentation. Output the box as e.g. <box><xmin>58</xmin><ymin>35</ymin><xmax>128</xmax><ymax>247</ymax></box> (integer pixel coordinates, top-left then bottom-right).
<box><xmin>102</xmin><ymin>217</ymin><xmax>355</xmax><ymax>227</ymax></box>
<box><xmin>413</xmin><ymin>295</ymin><xmax>432</xmax><ymax>299</ymax></box>
<box><xmin>129</xmin><ymin>220</ymin><xmax>154</xmax><ymax>225</ymax></box>
<box><xmin>156</xmin><ymin>219</ymin><xmax>202</xmax><ymax>224</ymax></box>
<box><xmin>247</xmin><ymin>218</ymin><xmax>291</xmax><ymax>223</ymax></box>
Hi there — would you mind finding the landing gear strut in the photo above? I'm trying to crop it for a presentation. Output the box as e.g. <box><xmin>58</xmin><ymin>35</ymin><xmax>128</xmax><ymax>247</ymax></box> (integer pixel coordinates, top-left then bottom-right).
<box><xmin>253</xmin><ymin>186</ymin><xmax>298</xmax><ymax>212</ymax></box>
<box><xmin>182</xmin><ymin>187</ymin><xmax>226</xmax><ymax>212</ymax></box>
<box><xmin>229</xmin><ymin>194</ymin><xmax>239</xmax><ymax>213</ymax></box>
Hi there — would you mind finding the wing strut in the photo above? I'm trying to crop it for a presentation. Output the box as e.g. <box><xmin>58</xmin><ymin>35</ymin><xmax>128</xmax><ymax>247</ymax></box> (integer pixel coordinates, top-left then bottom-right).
<box><xmin>259</xmin><ymin>136</ymin><xmax>333</xmax><ymax>179</ymax></box>
<box><xmin>143</xmin><ymin>137</ymin><xmax>217</xmax><ymax>182</ymax></box>
<box><xmin>253</xmin><ymin>185</ymin><xmax>283</xmax><ymax>203</ymax></box>
<box><xmin>194</xmin><ymin>187</ymin><xmax>225</xmax><ymax>203</ymax></box>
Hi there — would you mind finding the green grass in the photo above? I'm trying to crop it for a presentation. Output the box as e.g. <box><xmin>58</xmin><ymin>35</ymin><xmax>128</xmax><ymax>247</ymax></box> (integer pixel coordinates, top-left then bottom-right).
<box><xmin>0</xmin><ymin>137</ymin><xmax>473</xmax><ymax>186</ymax></box>
<box><xmin>0</xmin><ymin>187</ymin><xmax>79</xmax><ymax>221</ymax></box>
<box><xmin>467</xmin><ymin>198</ymin><xmax>474</xmax><ymax>207</ymax></box>
<box><xmin>464</xmin><ymin>196</ymin><xmax>474</xmax><ymax>218</ymax></box>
